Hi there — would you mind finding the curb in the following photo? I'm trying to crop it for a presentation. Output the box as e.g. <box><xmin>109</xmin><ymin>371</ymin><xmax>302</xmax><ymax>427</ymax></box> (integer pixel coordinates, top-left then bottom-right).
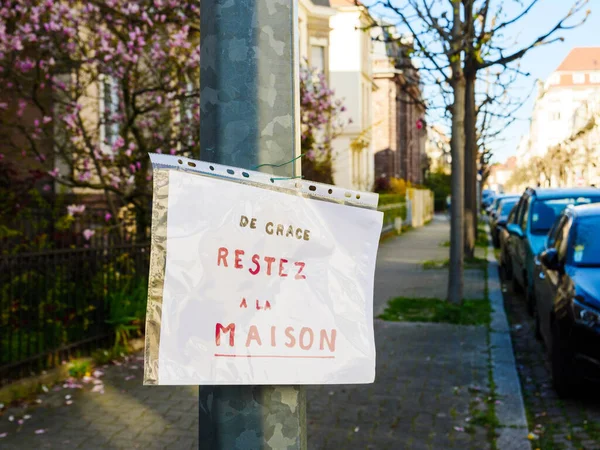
<box><xmin>487</xmin><ymin>237</ymin><xmax>532</xmax><ymax>450</ymax></box>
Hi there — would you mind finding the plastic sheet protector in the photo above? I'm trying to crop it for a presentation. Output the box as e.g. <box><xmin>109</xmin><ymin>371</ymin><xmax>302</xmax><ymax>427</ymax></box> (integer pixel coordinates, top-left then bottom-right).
<box><xmin>144</xmin><ymin>154</ymin><xmax>383</xmax><ymax>385</ymax></box>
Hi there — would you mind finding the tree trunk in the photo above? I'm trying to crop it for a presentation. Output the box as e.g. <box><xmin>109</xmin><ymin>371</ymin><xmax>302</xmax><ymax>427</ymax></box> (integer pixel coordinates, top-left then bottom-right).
<box><xmin>448</xmin><ymin>76</ymin><xmax>466</xmax><ymax>304</ymax></box>
<box><xmin>463</xmin><ymin>69</ymin><xmax>477</xmax><ymax>259</ymax></box>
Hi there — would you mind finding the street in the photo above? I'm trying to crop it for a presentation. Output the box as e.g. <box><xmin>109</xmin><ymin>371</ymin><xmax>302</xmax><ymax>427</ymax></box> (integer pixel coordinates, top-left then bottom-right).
<box><xmin>502</xmin><ymin>270</ymin><xmax>600</xmax><ymax>449</ymax></box>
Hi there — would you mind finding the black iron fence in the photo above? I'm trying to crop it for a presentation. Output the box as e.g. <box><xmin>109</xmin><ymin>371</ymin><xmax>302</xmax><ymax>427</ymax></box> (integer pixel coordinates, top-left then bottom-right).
<box><xmin>0</xmin><ymin>243</ymin><xmax>149</xmax><ymax>386</ymax></box>
<box><xmin>1</xmin><ymin>207</ymin><xmax>138</xmax><ymax>253</ymax></box>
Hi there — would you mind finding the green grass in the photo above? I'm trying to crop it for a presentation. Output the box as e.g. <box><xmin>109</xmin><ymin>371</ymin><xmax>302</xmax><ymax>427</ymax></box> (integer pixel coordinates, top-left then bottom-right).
<box><xmin>68</xmin><ymin>359</ymin><xmax>92</xmax><ymax>378</ymax></box>
<box><xmin>379</xmin><ymin>297</ymin><xmax>492</xmax><ymax>326</ymax></box>
<box><xmin>422</xmin><ymin>256</ymin><xmax>488</xmax><ymax>270</ymax></box>
<box><xmin>476</xmin><ymin>227</ymin><xmax>490</xmax><ymax>248</ymax></box>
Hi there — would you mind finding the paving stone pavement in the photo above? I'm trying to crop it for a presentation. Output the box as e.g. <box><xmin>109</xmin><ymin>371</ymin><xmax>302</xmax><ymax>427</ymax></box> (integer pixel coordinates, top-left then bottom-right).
<box><xmin>502</xmin><ymin>269</ymin><xmax>600</xmax><ymax>450</ymax></box>
<box><xmin>0</xmin><ymin>216</ymin><xmax>494</xmax><ymax>449</ymax></box>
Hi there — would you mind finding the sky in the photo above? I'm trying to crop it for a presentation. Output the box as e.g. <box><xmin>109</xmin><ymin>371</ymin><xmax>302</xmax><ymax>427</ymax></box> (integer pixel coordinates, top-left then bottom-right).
<box><xmin>491</xmin><ymin>0</ymin><xmax>600</xmax><ymax>163</ymax></box>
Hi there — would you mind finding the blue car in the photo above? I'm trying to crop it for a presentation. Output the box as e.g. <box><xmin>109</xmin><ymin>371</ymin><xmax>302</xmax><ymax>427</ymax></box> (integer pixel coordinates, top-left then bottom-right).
<box><xmin>503</xmin><ymin>187</ymin><xmax>600</xmax><ymax>315</ymax></box>
<box><xmin>533</xmin><ymin>204</ymin><xmax>600</xmax><ymax>396</ymax></box>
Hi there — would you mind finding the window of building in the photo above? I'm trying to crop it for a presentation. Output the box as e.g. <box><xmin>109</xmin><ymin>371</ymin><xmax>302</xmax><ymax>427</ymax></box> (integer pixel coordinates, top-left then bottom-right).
<box><xmin>99</xmin><ymin>75</ymin><xmax>120</xmax><ymax>151</ymax></box>
<box><xmin>548</xmin><ymin>74</ymin><xmax>561</xmax><ymax>85</ymax></box>
<box><xmin>310</xmin><ymin>45</ymin><xmax>325</xmax><ymax>72</ymax></box>
<box><xmin>573</xmin><ymin>73</ymin><xmax>586</xmax><ymax>84</ymax></box>
<box><xmin>590</xmin><ymin>72</ymin><xmax>600</xmax><ymax>83</ymax></box>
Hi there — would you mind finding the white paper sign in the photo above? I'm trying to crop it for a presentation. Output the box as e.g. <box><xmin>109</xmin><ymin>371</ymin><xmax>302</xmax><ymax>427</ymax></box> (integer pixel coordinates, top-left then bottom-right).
<box><xmin>156</xmin><ymin>169</ymin><xmax>383</xmax><ymax>384</ymax></box>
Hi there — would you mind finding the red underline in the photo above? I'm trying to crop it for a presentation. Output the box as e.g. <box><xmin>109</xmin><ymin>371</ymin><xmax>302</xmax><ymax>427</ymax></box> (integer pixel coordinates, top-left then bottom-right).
<box><xmin>214</xmin><ymin>353</ymin><xmax>335</xmax><ymax>359</ymax></box>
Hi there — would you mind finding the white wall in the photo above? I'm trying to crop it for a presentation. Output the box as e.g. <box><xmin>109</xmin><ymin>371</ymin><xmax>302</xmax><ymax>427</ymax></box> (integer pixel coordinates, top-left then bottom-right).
<box><xmin>329</xmin><ymin>8</ymin><xmax>374</xmax><ymax>190</ymax></box>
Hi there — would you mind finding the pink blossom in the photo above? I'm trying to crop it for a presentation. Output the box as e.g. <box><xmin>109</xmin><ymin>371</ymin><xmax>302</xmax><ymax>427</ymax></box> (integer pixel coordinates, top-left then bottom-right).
<box><xmin>113</xmin><ymin>136</ymin><xmax>125</xmax><ymax>150</ymax></box>
<box><xmin>82</xmin><ymin>229</ymin><xmax>95</xmax><ymax>241</ymax></box>
<box><xmin>78</xmin><ymin>171</ymin><xmax>92</xmax><ymax>182</ymax></box>
<box><xmin>48</xmin><ymin>167</ymin><xmax>60</xmax><ymax>178</ymax></box>
<box><xmin>104</xmin><ymin>212</ymin><xmax>112</xmax><ymax>222</ymax></box>
<box><xmin>67</xmin><ymin>204</ymin><xmax>86</xmax><ymax>216</ymax></box>
<box><xmin>43</xmin><ymin>184</ymin><xmax>51</xmax><ymax>192</ymax></box>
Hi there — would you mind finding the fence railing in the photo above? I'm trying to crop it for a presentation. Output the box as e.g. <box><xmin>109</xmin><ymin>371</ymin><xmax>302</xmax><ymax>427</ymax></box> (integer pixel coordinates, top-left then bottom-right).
<box><xmin>0</xmin><ymin>207</ymin><xmax>138</xmax><ymax>253</ymax></box>
<box><xmin>0</xmin><ymin>243</ymin><xmax>149</xmax><ymax>386</ymax></box>
<box><xmin>379</xmin><ymin>202</ymin><xmax>406</xmax><ymax>235</ymax></box>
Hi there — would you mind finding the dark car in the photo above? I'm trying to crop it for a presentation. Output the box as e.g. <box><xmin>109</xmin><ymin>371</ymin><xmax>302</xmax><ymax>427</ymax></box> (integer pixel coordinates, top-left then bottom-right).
<box><xmin>533</xmin><ymin>204</ymin><xmax>600</xmax><ymax>396</ymax></box>
<box><xmin>490</xmin><ymin>196</ymin><xmax>519</xmax><ymax>248</ymax></box>
<box><xmin>502</xmin><ymin>187</ymin><xmax>600</xmax><ymax>315</ymax></box>
<box><xmin>482</xmin><ymin>191</ymin><xmax>496</xmax><ymax>210</ymax></box>
<box><xmin>498</xmin><ymin>203</ymin><xmax>518</xmax><ymax>268</ymax></box>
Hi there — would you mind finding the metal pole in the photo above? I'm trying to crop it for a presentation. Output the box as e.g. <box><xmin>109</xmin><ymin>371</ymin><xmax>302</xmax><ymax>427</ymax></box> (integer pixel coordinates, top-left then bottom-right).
<box><xmin>199</xmin><ymin>1</ymin><xmax>305</xmax><ymax>449</ymax></box>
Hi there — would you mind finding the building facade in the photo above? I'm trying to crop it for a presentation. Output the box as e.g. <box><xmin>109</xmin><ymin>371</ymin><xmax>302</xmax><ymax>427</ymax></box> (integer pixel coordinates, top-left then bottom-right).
<box><xmin>517</xmin><ymin>47</ymin><xmax>600</xmax><ymax>187</ymax></box>
<box><xmin>424</xmin><ymin>125</ymin><xmax>451</xmax><ymax>175</ymax></box>
<box><xmin>371</xmin><ymin>27</ymin><xmax>426</xmax><ymax>185</ymax></box>
<box><xmin>328</xmin><ymin>0</ymin><xmax>375</xmax><ymax>190</ymax></box>
<box><xmin>298</xmin><ymin>0</ymin><xmax>335</xmax><ymax>72</ymax></box>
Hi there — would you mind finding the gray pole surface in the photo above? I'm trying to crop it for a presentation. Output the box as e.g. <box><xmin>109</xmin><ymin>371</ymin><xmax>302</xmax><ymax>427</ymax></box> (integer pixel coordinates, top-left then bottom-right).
<box><xmin>199</xmin><ymin>1</ymin><xmax>306</xmax><ymax>449</ymax></box>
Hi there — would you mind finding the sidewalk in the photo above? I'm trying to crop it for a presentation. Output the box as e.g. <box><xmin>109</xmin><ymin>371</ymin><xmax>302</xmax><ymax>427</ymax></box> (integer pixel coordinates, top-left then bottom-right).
<box><xmin>307</xmin><ymin>216</ymin><xmax>492</xmax><ymax>449</ymax></box>
<box><xmin>1</xmin><ymin>216</ymin><xmax>507</xmax><ymax>449</ymax></box>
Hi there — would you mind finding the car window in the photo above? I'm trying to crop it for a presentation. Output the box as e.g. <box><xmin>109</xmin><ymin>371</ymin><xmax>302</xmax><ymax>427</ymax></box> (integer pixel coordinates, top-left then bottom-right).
<box><xmin>547</xmin><ymin>214</ymin><xmax>567</xmax><ymax>249</ymax></box>
<box><xmin>519</xmin><ymin>197</ymin><xmax>531</xmax><ymax>231</ymax></box>
<box><xmin>571</xmin><ymin>216</ymin><xmax>600</xmax><ymax>266</ymax></box>
<box><xmin>530</xmin><ymin>196</ymin><xmax>600</xmax><ymax>234</ymax></box>
<box><xmin>556</xmin><ymin>217</ymin><xmax>572</xmax><ymax>263</ymax></box>
<box><xmin>507</xmin><ymin>204</ymin><xmax>518</xmax><ymax>224</ymax></box>
<box><xmin>512</xmin><ymin>197</ymin><xmax>525</xmax><ymax>225</ymax></box>
<box><xmin>500</xmin><ymin>199</ymin><xmax>518</xmax><ymax>216</ymax></box>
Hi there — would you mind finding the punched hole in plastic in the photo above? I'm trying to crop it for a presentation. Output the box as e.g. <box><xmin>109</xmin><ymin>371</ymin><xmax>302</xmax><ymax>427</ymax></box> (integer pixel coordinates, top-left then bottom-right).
<box><xmin>309</xmin><ymin>185</ymin><xmax>317</xmax><ymax>192</ymax></box>
<box><xmin>227</xmin><ymin>169</ymin><xmax>234</xmax><ymax>175</ymax></box>
<box><xmin>187</xmin><ymin>161</ymin><xmax>196</xmax><ymax>168</ymax></box>
<box><xmin>242</xmin><ymin>172</ymin><xmax>250</xmax><ymax>178</ymax></box>
<box><xmin>209</xmin><ymin>166</ymin><xmax>215</xmax><ymax>171</ymax></box>
<box><xmin>178</xmin><ymin>159</ymin><xmax>183</xmax><ymax>164</ymax></box>
<box><xmin>328</xmin><ymin>189</ymin><xmax>333</xmax><ymax>194</ymax></box>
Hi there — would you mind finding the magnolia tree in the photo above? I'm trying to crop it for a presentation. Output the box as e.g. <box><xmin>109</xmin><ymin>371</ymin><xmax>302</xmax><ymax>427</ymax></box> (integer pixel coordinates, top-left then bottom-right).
<box><xmin>0</xmin><ymin>0</ymin><xmax>200</xmax><ymax>242</ymax></box>
<box><xmin>300</xmin><ymin>65</ymin><xmax>349</xmax><ymax>184</ymax></box>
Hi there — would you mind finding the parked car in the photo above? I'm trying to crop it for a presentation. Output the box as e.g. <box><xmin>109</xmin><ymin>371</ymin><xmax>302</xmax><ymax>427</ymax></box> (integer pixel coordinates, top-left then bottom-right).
<box><xmin>498</xmin><ymin>203</ymin><xmax>518</xmax><ymax>269</ymax></box>
<box><xmin>490</xmin><ymin>196</ymin><xmax>519</xmax><ymax>248</ymax></box>
<box><xmin>482</xmin><ymin>191</ymin><xmax>496</xmax><ymax>210</ymax></box>
<box><xmin>488</xmin><ymin>194</ymin><xmax>518</xmax><ymax>220</ymax></box>
<box><xmin>533</xmin><ymin>204</ymin><xmax>600</xmax><ymax>396</ymax></box>
<box><xmin>502</xmin><ymin>187</ymin><xmax>600</xmax><ymax>315</ymax></box>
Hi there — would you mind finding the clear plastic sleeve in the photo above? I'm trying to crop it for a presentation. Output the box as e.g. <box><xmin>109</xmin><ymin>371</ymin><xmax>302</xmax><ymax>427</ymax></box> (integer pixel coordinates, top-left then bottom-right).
<box><xmin>144</xmin><ymin>154</ymin><xmax>383</xmax><ymax>385</ymax></box>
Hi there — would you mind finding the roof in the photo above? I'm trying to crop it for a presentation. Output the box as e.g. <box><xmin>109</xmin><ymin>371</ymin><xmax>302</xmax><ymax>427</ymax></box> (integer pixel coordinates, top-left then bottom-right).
<box><xmin>312</xmin><ymin>0</ymin><xmax>331</xmax><ymax>6</ymax></box>
<box><xmin>556</xmin><ymin>47</ymin><xmax>600</xmax><ymax>72</ymax></box>
<box><xmin>497</xmin><ymin>194</ymin><xmax>520</xmax><ymax>201</ymax></box>
<box><xmin>329</xmin><ymin>0</ymin><xmax>361</xmax><ymax>6</ymax></box>
<box><xmin>571</xmin><ymin>203</ymin><xmax>600</xmax><ymax>217</ymax></box>
<box><xmin>528</xmin><ymin>187</ymin><xmax>600</xmax><ymax>200</ymax></box>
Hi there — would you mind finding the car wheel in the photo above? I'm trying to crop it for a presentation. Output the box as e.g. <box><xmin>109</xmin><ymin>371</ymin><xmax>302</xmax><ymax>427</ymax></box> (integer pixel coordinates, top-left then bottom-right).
<box><xmin>534</xmin><ymin>305</ymin><xmax>542</xmax><ymax>341</ymax></box>
<box><xmin>526</xmin><ymin>287</ymin><xmax>535</xmax><ymax>317</ymax></box>
<box><xmin>512</xmin><ymin>273</ymin><xmax>523</xmax><ymax>294</ymax></box>
<box><xmin>502</xmin><ymin>252</ymin><xmax>512</xmax><ymax>279</ymax></box>
<box><xmin>550</xmin><ymin>322</ymin><xmax>575</xmax><ymax>398</ymax></box>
